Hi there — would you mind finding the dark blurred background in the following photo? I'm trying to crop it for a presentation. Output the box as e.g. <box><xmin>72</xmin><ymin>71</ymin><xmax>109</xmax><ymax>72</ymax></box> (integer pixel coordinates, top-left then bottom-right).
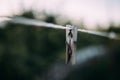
<box><xmin>0</xmin><ymin>0</ymin><xmax>120</xmax><ymax>80</ymax></box>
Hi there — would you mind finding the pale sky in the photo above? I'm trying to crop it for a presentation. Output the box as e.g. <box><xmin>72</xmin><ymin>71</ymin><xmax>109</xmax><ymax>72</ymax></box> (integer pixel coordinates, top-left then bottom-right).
<box><xmin>0</xmin><ymin>0</ymin><xmax>120</xmax><ymax>29</ymax></box>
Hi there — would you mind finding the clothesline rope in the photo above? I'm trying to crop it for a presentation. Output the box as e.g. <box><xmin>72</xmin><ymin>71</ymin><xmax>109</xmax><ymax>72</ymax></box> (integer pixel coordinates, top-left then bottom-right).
<box><xmin>0</xmin><ymin>16</ymin><xmax>120</xmax><ymax>39</ymax></box>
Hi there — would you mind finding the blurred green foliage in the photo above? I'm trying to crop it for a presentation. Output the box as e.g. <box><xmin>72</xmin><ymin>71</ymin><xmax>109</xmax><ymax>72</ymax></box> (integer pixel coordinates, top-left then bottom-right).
<box><xmin>0</xmin><ymin>11</ymin><xmax>66</xmax><ymax>80</ymax></box>
<box><xmin>0</xmin><ymin>11</ymin><xmax>120</xmax><ymax>80</ymax></box>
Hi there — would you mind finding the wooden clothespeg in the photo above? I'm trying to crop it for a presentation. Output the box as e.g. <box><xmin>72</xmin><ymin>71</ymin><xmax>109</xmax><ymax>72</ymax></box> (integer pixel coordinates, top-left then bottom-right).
<box><xmin>66</xmin><ymin>25</ymin><xmax>78</xmax><ymax>65</ymax></box>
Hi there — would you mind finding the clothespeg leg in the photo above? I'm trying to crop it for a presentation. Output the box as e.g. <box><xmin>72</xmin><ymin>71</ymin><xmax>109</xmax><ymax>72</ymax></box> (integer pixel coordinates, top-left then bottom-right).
<box><xmin>66</xmin><ymin>25</ymin><xmax>78</xmax><ymax>65</ymax></box>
